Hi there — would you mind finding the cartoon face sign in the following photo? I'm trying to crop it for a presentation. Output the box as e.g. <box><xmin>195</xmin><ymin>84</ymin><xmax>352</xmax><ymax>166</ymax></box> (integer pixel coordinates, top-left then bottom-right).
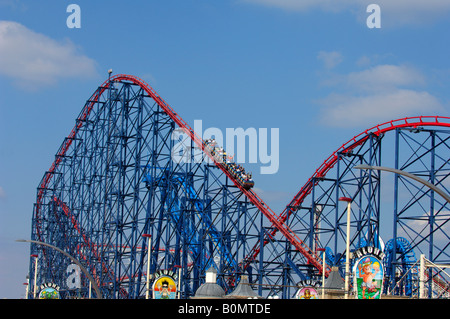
<box><xmin>354</xmin><ymin>255</ymin><xmax>384</xmax><ymax>299</ymax></box>
<box><xmin>39</xmin><ymin>287</ymin><xmax>60</xmax><ymax>299</ymax></box>
<box><xmin>152</xmin><ymin>276</ymin><xmax>177</xmax><ymax>299</ymax></box>
<box><xmin>296</xmin><ymin>287</ymin><xmax>319</xmax><ymax>299</ymax></box>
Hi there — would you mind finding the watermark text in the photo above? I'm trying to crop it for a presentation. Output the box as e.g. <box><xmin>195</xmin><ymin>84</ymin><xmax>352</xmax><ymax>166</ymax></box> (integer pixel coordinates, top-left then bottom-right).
<box><xmin>172</xmin><ymin>120</ymin><xmax>279</xmax><ymax>175</ymax></box>
<box><xmin>66</xmin><ymin>4</ymin><xmax>81</xmax><ymax>29</ymax></box>
<box><xmin>366</xmin><ymin>4</ymin><xmax>381</xmax><ymax>29</ymax></box>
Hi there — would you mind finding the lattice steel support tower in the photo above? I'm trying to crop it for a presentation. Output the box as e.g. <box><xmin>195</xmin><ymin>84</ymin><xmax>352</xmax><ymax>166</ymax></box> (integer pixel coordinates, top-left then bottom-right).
<box><xmin>28</xmin><ymin>74</ymin><xmax>450</xmax><ymax>299</ymax></box>
<box><xmin>274</xmin><ymin>118</ymin><xmax>450</xmax><ymax>297</ymax></box>
<box><xmin>28</xmin><ymin>75</ymin><xmax>308</xmax><ymax>299</ymax></box>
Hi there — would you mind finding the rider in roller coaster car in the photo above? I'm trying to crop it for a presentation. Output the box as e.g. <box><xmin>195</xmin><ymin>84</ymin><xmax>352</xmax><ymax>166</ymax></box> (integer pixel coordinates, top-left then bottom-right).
<box><xmin>204</xmin><ymin>139</ymin><xmax>254</xmax><ymax>189</ymax></box>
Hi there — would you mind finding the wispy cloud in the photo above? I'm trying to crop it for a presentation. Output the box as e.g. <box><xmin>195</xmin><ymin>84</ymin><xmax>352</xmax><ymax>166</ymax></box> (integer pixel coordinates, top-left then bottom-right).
<box><xmin>316</xmin><ymin>57</ymin><xmax>445</xmax><ymax>127</ymax></box>
<box><xmin>0</xmin><ymin>0</ymin><xmax>26</xmax><ymax>11</ymax></box>
<box><xmin>318</xmin><ymin>89</ymin><xmax>443</xmax><ymax>127</ymax></box>
<box><xmin>345</xmin><ymin>64</ymin><xmax>425</xmax><ymax>92</ymax></box>
<box><xmin>317</xmin><ymin>51</ymin><xmax>343</xmax><ymax>70</ymax></box>
<box><xmin>0</xmin><ymin>21</ymin><xmax>98</xmax><ymax>90</ymax></box>
<box><xmin>242</xmin><ymin>0</ymin><xmax>450</xmax><ymax>26</ymax></box>
<box><xmin>242</xmin><ymin>0</ymin><xmax>348</xmax><ymax>13</ymax></box>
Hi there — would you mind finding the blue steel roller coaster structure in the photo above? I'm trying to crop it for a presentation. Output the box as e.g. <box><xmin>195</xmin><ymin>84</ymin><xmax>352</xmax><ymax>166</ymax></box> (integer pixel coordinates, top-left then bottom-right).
<box><xmin>28</xmin><ymin>74</ymin><xmax>450</xmax><ymax>298</ymax></box>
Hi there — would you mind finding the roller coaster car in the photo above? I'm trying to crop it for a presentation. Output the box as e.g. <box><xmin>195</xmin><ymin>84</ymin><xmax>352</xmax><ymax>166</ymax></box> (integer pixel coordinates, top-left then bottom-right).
<box><xmin>240</xmin><ymin>178</ymin><xmax>254</xmax><ymax>190</ymax></box>
<box><xmin>203</xmin><ymin>141</ymin><xmax>254</xmax><ymax>190</ymax></box>
<box><xmin>226</xmin><ymin>162</ymin><xmax>254</xmax><ymax>190</ymax></box>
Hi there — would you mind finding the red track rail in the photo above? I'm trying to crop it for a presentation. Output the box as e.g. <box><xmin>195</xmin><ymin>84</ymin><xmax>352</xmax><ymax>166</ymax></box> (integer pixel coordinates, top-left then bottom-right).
<box><xmin>244</xmin><ymin>116</ymin><xmax>450</xmax><ymax>273</ymax></box>
<box><xmin>111</xmin><ymin>75</ymin><xmax>327</xmax><ymax>274</ymax></box>
<box><xmin>34</xmin><ymin>74</ymin><xmax>328</xmax><ymax>276</ymax></box>
<box><xmin>35</xmin><ymin>81</ymin><xmax>111</xmax><ymax>241</ymax></box>
<box><xmin>36</xmin><ymin>75</ymin><xmax>450</xmax><ymax>279</ymax></box>
<box><xmin>286</xmin><ymin>116</ymin><xmax>450</xmax><ymax>211</ymax></box>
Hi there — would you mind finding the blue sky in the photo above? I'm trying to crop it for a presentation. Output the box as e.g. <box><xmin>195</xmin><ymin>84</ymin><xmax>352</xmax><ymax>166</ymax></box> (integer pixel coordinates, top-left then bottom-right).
<box><xmin>0</xmin><ymin>0</ymin><xmax>449</xmax><ymax>298</ymax></box>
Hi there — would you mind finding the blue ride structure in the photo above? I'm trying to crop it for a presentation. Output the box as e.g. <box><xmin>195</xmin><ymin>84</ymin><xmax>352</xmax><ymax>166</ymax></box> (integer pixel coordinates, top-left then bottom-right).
<box><xmin>383</xmin><ymin>237</ymin><xmax>417</xmax><ymax>296</ymax></box>
<box><xmin>27</xmin><ymin>73</ymin><xmax>450</xmax><ymax>298</ymax></box>
<box><xmin>28</xmin><ymin>74</ymin><xmax>314</xmax><ymax>299</ymax></box>
<box><xmin>272</xmin><ymin>116</ymin><xmax>450</xmax><ymax>298</ymax></box>
<box><xmin>142</xmin><ymin>166</ymin><xmax>238</xmax><ymax>276</ymax></box>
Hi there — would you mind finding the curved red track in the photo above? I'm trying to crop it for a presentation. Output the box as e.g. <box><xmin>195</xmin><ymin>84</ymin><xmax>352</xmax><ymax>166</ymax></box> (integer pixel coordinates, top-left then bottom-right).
<box><xmin>286</xmin><ymin>116</ymin><xmax>450</xmax><ymax>211</ymax></box>
<box><xmin>244</xmin><ymin>116</ymin><xmax>450</xmax><ymax>273</ymax></box>
<box><xmin>36</xmin><ymin>75</ymin><xmax>449</xmax><ymax>278</ymax></box>
<box><xmin>34</xmin><ymin>74</ymin><xmax>327</xmax><ymax>276</ymax></box>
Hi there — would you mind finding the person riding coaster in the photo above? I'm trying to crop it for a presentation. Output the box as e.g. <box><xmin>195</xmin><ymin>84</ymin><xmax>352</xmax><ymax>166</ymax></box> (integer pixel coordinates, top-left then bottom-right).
<box><xmin>203</xmin><ymin>139</ymin><xmax>254</xmax><ymax>189</ymax></box>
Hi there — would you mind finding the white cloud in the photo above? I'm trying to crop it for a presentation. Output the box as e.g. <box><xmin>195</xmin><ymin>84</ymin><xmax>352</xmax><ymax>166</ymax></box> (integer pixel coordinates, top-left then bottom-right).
<box><xmin>0</xmin><ymin>21</ymin><xmax>98</xmax><ymax>90</ymax></box>
<box><xmin>375</xmin><ymin>0</ymin><xmax>450</xmax><ymax>25</ymax></box>
<box><xmin>0</xmin><ymin>0</ymin><xmax>26</xmax><ymax>10</ymax></box>
<box><xmin>317</xmin><ymin>60</ymin><xmax>445</xmax><ymax>127</ymax></box>
<box><xmin>0</xmin><ymin>187</ymin><xmax>5</xmax><ymax>199</ymax></box>
<box><xmin>244</xmin><ymin>0</ymin><xmax>450</xmax><ymax>12</ymax></box>
<box><xmin>317</xmin><ymin>51</ymin><xmax>343</xmax><ymax>70</ymax></box>
<box><xmin>242</xmin><ymin>0</ymin><xmax>450</xmax><ymax>26</ymax></box>
<box><xmin>242</xmin><ymin>0</ymin><xmax>349</xmax><ymax>12</ymax></box>
<box><xmin>346</xmin><ymin>64</ymin><xmax>425</xmax><ymax>92</ymax></box>
<box><xmin>318</xmin><ymin>89</ymin><xmax>443</xmax><ymax>127</ymax></box>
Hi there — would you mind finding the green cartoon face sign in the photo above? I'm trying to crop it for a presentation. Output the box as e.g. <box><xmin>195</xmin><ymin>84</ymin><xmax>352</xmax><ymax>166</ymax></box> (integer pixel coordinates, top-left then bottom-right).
<box><xmin>38</xmin><ymin>283</ymin><xmax>61</xmax><ymax>299</ymax></box>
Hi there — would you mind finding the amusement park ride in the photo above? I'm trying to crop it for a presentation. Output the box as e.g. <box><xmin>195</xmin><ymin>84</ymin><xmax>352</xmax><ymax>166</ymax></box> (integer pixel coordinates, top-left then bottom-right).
<box><xmin>27</xmin><ymin>74</ymin><xmax>450</xmax><ymax>299</ymax></box>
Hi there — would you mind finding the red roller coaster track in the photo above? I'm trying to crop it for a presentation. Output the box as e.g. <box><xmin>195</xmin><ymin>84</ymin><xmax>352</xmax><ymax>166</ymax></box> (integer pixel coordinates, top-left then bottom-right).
<box><xmin>243</xmin><ymin>115</ymin><xmax>450</xmax><ymax>274</ymax></box>
<box><xmin>36</xmin><ymin>74</ymin><xmax>449</xmax><ymax>279</ymax></box>
<box><xmin>287</xmin><ymin>116</ymin><xmax>450</xmax><ymax>211</ymax></box>
<box><xmin>34</xmin><ymin>74</ymin><xmax>328</xmax><ymax>276</ymax></box>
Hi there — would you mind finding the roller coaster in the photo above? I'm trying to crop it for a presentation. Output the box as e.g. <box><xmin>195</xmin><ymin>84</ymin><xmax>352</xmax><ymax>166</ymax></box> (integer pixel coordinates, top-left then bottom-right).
<box><xmin>28</xmin><ymin>74</ymin><xmax>450</xmax><ymax>298</ymax></box>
